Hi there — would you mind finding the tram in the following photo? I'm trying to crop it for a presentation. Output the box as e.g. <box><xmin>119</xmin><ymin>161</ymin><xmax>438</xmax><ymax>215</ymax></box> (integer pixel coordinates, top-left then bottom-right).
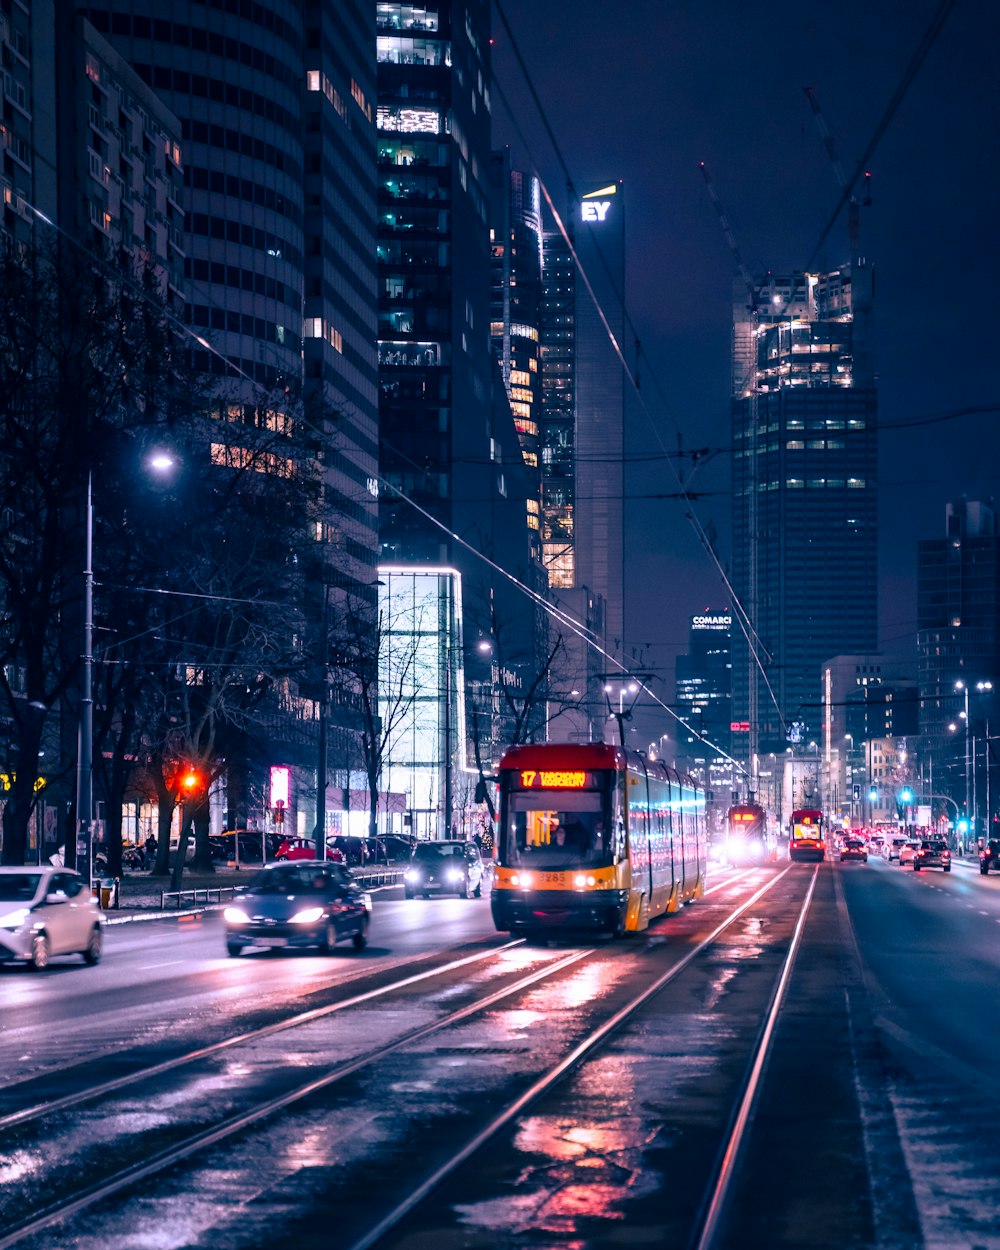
<box><xmin>491</xmin><ymin>743</ymin><xmax>706</xmax><ymax>937</ymax></box>
<box><xmin>788</xmin><ymin>808</ymin><xmax>826</xmax><ymax>861</ymax></box>
<box><xmin>723</xmin><ymin>801</ymin><xmax>776</xmax><ymax>865</ymax></box>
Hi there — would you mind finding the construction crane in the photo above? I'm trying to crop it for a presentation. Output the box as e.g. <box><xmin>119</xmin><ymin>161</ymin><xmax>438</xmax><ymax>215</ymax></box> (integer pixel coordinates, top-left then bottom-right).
<box><xmin>698</xmin><ymin>161</ymin><xmax>755</xmax><ymax>311</ymax></box>
<box><xmin>803</xmin><ymin>86</ymin><xmax>872</xmax><ymax>260</ymax></box>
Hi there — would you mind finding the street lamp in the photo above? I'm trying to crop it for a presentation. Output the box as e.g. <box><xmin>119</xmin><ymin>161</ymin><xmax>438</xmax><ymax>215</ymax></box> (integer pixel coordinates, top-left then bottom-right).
<box><xmin>76</xmin><ymin>451</ymin><xmax>179</xmax><ymax>885</ymax></box>
<box><xmin>956</xmin><ymin>679</ymin><xmax>993</xmax><ymax>843</ymax></box>
<box><xmin>74</xmin><ymin>470</ymin><xmax>95</xmax><ymax>885</ymax></box>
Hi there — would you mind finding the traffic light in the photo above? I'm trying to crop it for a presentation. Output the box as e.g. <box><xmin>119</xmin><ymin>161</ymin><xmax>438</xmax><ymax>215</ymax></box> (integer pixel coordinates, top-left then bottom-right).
<box><xmin>900</xmin><ymin>787</ymin><xmax>913</xmax><ymax>804</ymax></box>
<box><xmin>180</xmin><ymin>768</ymin><xmax>203</xmax><ymax>795</ymax></box>
<box><xmin>852</xmin><ymin>783</ymin><xmax>860</xmax><ymax>802</ymax></box>
<box><xmin>868</xmin><ymin>786</ymin><xmax>878</xmax><ymax>801</ymax></box>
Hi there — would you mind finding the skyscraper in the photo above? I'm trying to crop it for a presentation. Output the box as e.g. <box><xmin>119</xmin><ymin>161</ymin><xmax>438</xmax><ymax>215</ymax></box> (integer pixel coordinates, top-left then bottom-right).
<box><xmin>731</xmin><ymin>262</ymin><xmax>878</xmax><ymax>763</ymax></box>
<box><xmin>917</xmin><ymin>499</ymin><xmax>1000</xmax><ymax>748</ymax></box>
<box><xmin>571</xmin><ymin>180</ymin><xmax>626</xmax><ymax>657</ymax></box>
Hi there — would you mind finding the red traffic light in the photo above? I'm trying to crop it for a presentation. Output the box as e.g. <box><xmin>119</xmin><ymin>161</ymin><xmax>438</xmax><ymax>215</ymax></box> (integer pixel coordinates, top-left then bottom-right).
<box><xmin>179</xmin><ymin>768</ymin><xmax>204</xmax><ymax>794</ymax></box>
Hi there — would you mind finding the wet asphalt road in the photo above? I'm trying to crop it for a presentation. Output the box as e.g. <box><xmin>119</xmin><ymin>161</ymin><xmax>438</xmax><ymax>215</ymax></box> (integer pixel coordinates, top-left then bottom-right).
<box><xmin>2</xmin><ymin>859</ymin><xmax>999</xmax><ymax>1248</ymax></box>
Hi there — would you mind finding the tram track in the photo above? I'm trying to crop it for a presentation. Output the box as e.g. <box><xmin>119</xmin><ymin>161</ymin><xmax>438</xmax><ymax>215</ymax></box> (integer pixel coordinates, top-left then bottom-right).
<box><xmin>0</xmin><ymin>866</ymin><xmax>805</xmax><ymax>1250</ymax></box>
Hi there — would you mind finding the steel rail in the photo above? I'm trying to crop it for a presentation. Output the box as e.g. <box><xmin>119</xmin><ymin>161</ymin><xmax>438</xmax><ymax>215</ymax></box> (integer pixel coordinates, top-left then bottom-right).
<box><xmin>0</xmin><ymin>940</ymin><xmax>526</xmax><ymax>1132</ymax></box>
<box><xmin>691</xmin><ymin>864</ymin><xmax>820</xmax><ymax>1250</ymax></box>
<box><xmin>0</xmin><ymin>946</ymin><xmax>594</xmax><ymax>1250</ymax></box>
<box><xmin>0</xmin><ymin>866</ymin><xmax>779</xmax><ymax>1250</ymax></box>
<box><xmin>343</xmin><ymin>866</ymin><xmax>796</xmax><ymax>1250</ymax></box>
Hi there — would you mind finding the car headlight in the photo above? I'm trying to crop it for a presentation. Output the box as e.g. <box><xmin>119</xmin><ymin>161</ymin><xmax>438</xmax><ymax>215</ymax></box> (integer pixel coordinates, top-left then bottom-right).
<box><xmin>0</xmin><ymin>906</ymin><xmax>30</xmax><ymax>931</ymax></box>
<box><xmin>223</xmin><ymin>906</ymin><xmax>251</xmax><ymax>924</ymax></box>
<box><xmin>445</xmin><ymin>868</ymin><xmax>464</xmax><ymax>883</ymax></box>
<box><xmin>404</xmin><ymin>869</ymin><xmax>421</xmax><ymax>883</ymax></box>
<box><xmin>291</xmin><ymin>906</ymin><xmax>325</xmax><ymax>924</ymax></box>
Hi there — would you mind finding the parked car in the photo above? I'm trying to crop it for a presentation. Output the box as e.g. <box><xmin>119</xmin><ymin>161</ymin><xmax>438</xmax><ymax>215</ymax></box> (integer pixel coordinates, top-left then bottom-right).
<box><xmin>209</xmin><ymin>831</ymin><xmax>283</xmax><ymax>865</ymax></box>
<box><xmin>913</xmin><ymin>839</ymin><xmax>951</xmax><ymax>872</ymax></box>
<box><xmin>840</xmin><ymin>837</ymin><xmax>868</xmax><ymax>863</ymax></box>
<box><xmin>223</xmin><ymin>861</ymin><xmax>371</xmax><ymax>956</ymax></box>
<box><xmin>898</xmin><ymin>840</ymin><xmax>921</xmax><ymax>867</ymax></box>
<box><xmin>404</xmin><ymin>840</ymin><xmax>485</xmax><ymax>899</ymax></box>
<box><xmin>979</xmin><ymin>839</ymin><xmax>1000</xmax><ymax>875</ymax></box>
<box><xmin>377</xmin><ymin>835</ymin><xmax>417</xmax><ymax>864</ymax></box>
<box><xmin>0</xmin><ymin>867</ymin><xmax>103</xmax><ymax>969</ymax></box>
<box><xmin>274</xmin><ymin>837</ymin><xmax>322</xmax><ymax>862</ymax></box>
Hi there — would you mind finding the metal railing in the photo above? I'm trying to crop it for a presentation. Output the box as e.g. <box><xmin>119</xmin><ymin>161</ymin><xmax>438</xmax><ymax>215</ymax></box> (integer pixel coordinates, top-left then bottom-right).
<box><xmin>158</xmin><ymin>866</ymin><xmax>408</xmax><ymax>909</ymax></box>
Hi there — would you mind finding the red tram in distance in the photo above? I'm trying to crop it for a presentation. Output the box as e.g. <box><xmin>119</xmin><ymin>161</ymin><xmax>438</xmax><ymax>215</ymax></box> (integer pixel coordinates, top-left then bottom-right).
<box><xmin>723</xmin><ymin>801</ymin><xmax>776</xmax><ymax>865</ymax></box>
<box><xmin>789</xmin><ymin>808</ymin><xmax>826</xmax><ymax>861</ymax></box>
<box><xmin>491</xmin><ymin>743</ymin><xmax>706</xmax><ymax>939</ymax></box>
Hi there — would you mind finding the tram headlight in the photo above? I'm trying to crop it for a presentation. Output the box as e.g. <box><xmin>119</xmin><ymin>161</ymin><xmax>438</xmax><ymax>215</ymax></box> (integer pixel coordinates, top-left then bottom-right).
<box><xmin>573</xmin><ymin>874</ymin><xmax>596</xmax><ymax>889</ymax></box>
<box><xmin>510</xmin><ymin>872</ymin><xmax>534</xmax><ymax>888</ymax></box>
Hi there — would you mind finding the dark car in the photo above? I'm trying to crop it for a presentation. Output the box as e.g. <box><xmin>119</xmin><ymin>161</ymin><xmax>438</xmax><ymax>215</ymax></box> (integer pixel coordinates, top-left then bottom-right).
<box><xmin>979</xmin><ymin>839</ymin><xmax>1000</xmax><ymax>875</ymax></box>
<box><xmin>209</xmin><ymin>831</ymin><xmax>282</xmax><ymax>865</ymax></box>
<box><xmin>913</xmin><ymin>839</ymin><xmax>951</xmax><ymax>872</ymax></box>
<box><xmin>404</xmin><ymin>840</ymin><xmax>485</xmax><ymax>899</ymax></box>
<box><xmin>223</xmin><ymin>862</ymin><xmax>371</xmax><ymax>956</ymax></box>
<box><xmin>839</xmin><ymin>837</ymin><xmax>868</xmax><ymax>863</ymax></box>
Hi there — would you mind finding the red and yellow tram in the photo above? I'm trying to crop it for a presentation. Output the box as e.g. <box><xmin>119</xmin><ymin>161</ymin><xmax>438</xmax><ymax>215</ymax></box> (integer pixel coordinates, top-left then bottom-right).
<box><xmin>491</xmin><ymin>743</ymin><xmax>706</xmax><ymax>937</ymax></box>
<box><xmin>723</xmin><ymin>801</ymin><xmax>776</xmax><ymax>864</ymax></box>
<box><xmin>789</xmin><ymin>808</ymin><xmax>826</xmax><ymax>861</ymax></box>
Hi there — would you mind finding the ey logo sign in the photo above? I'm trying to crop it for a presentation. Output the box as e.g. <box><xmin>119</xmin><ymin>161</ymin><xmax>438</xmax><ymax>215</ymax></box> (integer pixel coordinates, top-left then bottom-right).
<box><xmin>581</xmin><ymin>183</ymin><xmax>617</xmax><ymax>224</ymax></box>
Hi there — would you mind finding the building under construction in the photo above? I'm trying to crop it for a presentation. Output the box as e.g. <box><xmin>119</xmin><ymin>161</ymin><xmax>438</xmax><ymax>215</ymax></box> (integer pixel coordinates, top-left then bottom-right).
<box><xmin>730</xmin><ymin>260</ymin><xmax>878</xmax><ymax>761</ymax></box>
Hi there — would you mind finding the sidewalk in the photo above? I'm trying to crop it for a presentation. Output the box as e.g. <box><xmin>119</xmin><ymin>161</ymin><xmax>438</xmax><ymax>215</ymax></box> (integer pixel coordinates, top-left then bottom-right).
<box><xmin>98</xmin><ymin>868</ymin><xmax>248</xmax><ymax>924</ymax></box>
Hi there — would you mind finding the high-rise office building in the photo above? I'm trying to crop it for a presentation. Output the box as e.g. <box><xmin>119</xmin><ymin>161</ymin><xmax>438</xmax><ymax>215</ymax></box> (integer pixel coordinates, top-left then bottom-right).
<box><xmin>489</xmin><ymin>148</ymin><xmax>542</xmax><ymax>562</ymax></box>
<box><xmin>675</xmin><ymin>611</ymin><xmax>733</xmax><ymax>763</ymax></box>
<box><xmin>539</xmin><ymin>225</ymin><xmax>575</xmax><ymax>589</ymax></box>
<box><xmin>376</xmin><ymin>2</ymin><xmax>543</xmax><ymax>823</ymax></box>
<box><xmin>77</xmin><ymin>0</ymin><xmax>381</xmax><ymax>832</ymax></box>
<box><xmin>917</xmin><ymin>499</ymin><xmax>1000</xmax><ymax>750</ymax></box>
<box><xmin>731</xmin><ymin>262</ymin><xmax>878</xmax><ymax>762</ymax></box>
<box><xmin>571</xmin><ymin>180</ymin><xmax>626</xmax><ymax>657</ymax></box>
<box><xmin>376</xmin><ymin>0</ymin><xmax>495</xmax><ymax>567</ymax></box>
<box><xmin>3</xmin><ymin>0</ymin><xmax>57</xmax><ymax>251</ymax></box>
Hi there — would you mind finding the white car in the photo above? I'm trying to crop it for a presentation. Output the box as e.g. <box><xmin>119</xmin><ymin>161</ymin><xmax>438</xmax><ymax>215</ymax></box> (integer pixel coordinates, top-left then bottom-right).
<box><xmin>898</xmin><ymin>841</ymin><xmax>921</xmax><ymax>868</ymax></box>
<box><xmin>0</xmin><ymin>866</ymin><xmax>103</xmax><ymax>969</ymax></box>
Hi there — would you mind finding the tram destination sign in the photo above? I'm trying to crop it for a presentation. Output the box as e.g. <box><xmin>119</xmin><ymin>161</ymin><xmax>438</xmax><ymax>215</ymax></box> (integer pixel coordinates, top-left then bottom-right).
<box><xmin>515</xmin><ymin>769</ymin><xmax>595</xmax><ymax>790</ymax></box>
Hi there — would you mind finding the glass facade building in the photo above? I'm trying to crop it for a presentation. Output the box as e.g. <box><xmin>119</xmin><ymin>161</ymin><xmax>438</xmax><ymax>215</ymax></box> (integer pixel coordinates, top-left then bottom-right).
<box><xmin>731</xmin><ymin>263</ymin><xmax>878</xmax><ymax>762</ymax></box>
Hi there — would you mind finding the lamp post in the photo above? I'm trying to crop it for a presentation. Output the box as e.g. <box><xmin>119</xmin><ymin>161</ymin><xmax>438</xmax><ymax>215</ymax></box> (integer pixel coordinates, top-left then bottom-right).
<box><xmin>956</xmin><ymin>679</ymin><xmax>993</xmax><ymax>843</ymax></box>
<box><xmin>75</xmin><ymin>451</ymin><xmax>178</xmax><ymax>885</ymax></box>
<box><xmin>75</xmin><ymin>470</ymin><xmax>94</xmax><ymax>886</ymax></box>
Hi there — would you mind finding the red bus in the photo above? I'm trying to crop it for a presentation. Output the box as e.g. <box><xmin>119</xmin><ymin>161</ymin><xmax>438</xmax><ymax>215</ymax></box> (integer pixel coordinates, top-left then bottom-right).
<box><xmin>789</xmin><ymin>808</ymin><xmax>825</xmax><ymax>861</ymax></box>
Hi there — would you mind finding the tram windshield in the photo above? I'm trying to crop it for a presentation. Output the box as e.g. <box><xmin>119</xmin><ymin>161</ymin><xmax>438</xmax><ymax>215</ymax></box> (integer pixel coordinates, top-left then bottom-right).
<box><xmin>500</xmin><ymin>791</ymin><xmax>610</xmax><ymax>869</ymax></box>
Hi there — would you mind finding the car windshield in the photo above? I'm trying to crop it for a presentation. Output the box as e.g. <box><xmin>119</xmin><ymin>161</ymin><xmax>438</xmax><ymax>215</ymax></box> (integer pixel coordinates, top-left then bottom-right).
<box><xmin>0</xmin><ymin>873</ymin><xmax>41</xmax><ymax>902</ymax></box>
<box><xmin>412</xmin><ymin>844</ymin><xmax>466</xmax><ymax>863</ymax></box>
<box><xmin>244</xmin><ymin>866</ymin><xmax>336</xmax><ymax>895</ymax></box>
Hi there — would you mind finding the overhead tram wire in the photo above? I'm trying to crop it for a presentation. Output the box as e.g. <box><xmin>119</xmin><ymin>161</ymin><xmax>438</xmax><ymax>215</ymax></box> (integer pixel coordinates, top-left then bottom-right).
<box><xmin>490</xmin><ymin>20</ymin><xmax>781</xmax><ymax>747</ymax></box>
<box><xmin>22</xmin><ymin>192</ymin><xmax>733</xmax><ymax>765</ymax></box>
<box><xmin>492</xmin><ymin>0</ymin><xmax>962</xmax><ymax>761</ymax></box>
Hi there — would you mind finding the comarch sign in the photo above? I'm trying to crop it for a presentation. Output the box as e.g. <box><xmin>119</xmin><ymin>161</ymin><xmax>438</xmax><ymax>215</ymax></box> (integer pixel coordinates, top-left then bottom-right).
<box><xmin>692</xmin><ymin>614</ymin><xmax>731</xmax><ymax>629</ymax></box>
<box><xmin>581</xmin><ymin>183</ymin><xmax>617</xmax><ymax>224</ymax></box>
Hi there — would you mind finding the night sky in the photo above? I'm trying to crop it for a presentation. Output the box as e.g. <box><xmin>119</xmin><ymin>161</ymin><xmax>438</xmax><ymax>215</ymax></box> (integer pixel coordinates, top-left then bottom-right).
<box><xmin>490</xmin><ymin>0</ymin><xmax>997</xmax><ymax>728</ymax></box>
